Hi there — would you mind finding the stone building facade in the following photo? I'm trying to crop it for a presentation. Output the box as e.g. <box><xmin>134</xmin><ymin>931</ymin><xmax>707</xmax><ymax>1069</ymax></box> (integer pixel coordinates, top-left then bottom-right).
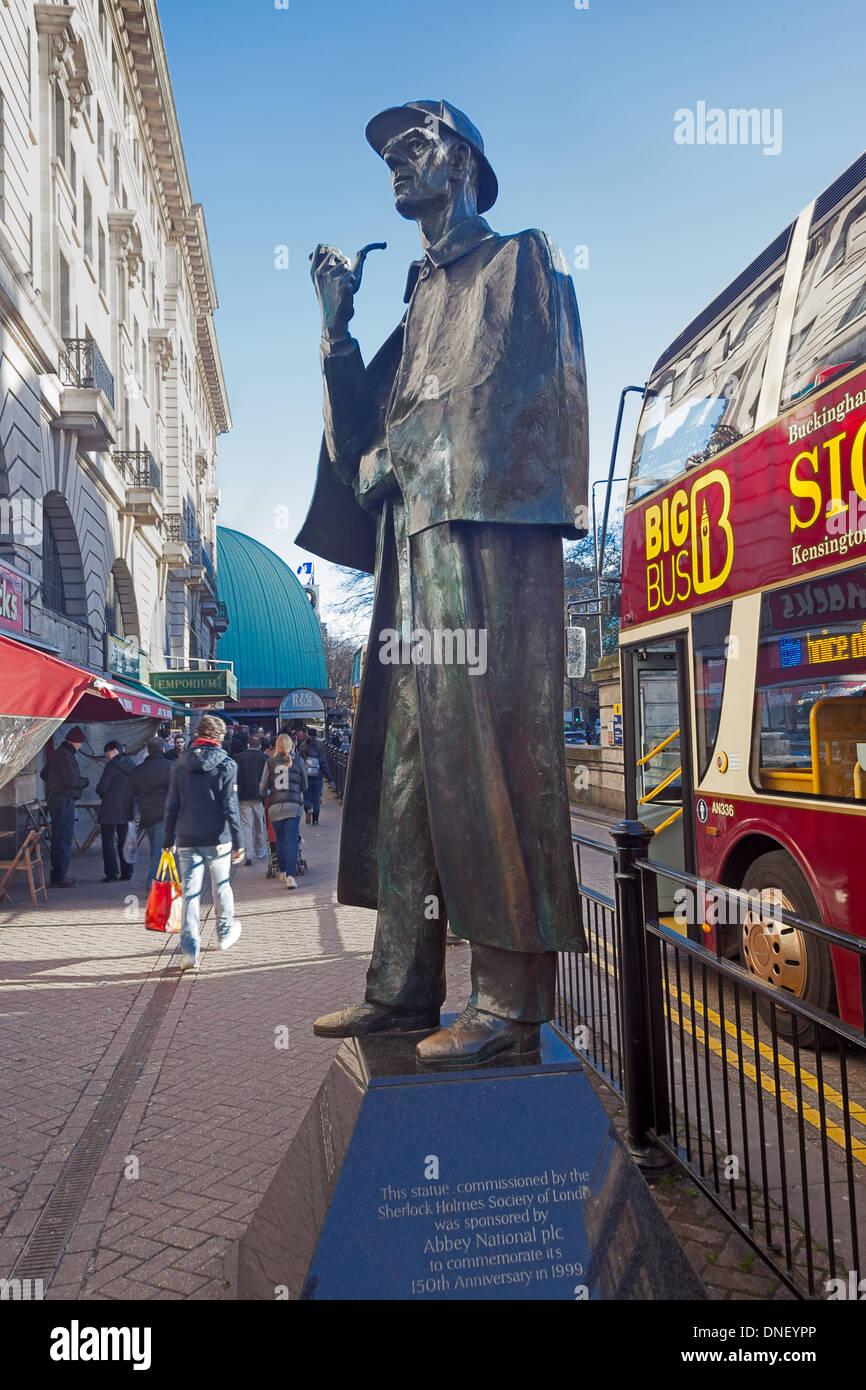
<box><xmin>0</xmin><ymin>0</ymin><xmax>231</xmax><ymax>841</ymax></box>
<box><xmin>0</xmin><ymin>0</ymin><xmax>230</xmax><ymax>670</ymax></box>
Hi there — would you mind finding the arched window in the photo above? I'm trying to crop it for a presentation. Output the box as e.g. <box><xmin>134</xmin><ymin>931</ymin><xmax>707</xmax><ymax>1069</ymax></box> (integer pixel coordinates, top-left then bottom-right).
<box><xmin>42</xmin><ymin>513</ymin><xmax>67</xmax><ymax>613</ymax></box>
<box><xmin>106</xmin><ymin>570</ymin><xmax>125</xmax><ymax>638</ymax></box>
<box><xmin>106</xmin><ymin>561</ymin><xmax>139</xmax><ymax>643</ymax></box>
<box><xmin>41</xmin><ymin>492</ymin><xmax>86</xmax><ymax>620</ymax></box>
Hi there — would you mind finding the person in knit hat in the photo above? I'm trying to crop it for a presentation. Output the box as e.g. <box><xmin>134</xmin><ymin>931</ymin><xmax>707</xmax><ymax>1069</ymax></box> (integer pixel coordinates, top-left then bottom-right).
<box><xmin>40</xmin><ymin>725</ymin><xmax>88</xmax><ymax>887</ymax></box>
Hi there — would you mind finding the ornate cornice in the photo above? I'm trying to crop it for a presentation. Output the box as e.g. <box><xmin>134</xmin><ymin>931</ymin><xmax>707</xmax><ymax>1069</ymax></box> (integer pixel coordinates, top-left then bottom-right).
<box><xmin>67</xmin><ymin>37</ymin><xmax>93</xmax><ymax>128</ymax></box>
<box><xmin>108</xmin><ymin>210</ymin><xmax>144</xmax><ymax>288</ymax></box>
<box><xmin>112</xmin><ymin>1</ymin><xmax>231</xmax><ymax>434</ymax></box>
<box><xmin>34</xmin><ymin>6</ymin><xmax>92</xmax><ymax>119</ymax></box>
<box><xmin>35</xmin><ymin>5</ymin><xmax>78</xmax><ymax>90</ymax></box>
<box><xmin>148</xmin><ymin>326</ymin><xmax>175</xmax><ymax>379</ymax></box>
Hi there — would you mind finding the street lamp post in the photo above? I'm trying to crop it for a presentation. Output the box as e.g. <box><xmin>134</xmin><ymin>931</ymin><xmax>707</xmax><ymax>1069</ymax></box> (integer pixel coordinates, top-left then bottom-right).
<box><xmin>593</xmin><ymin>383</ymin><xmax>648</xmax><ymax>659</ymax></box>
<box><xmin>592</xmin><ymin>476</ymin><xmax>627</xmax><ymax>659</ymax></box>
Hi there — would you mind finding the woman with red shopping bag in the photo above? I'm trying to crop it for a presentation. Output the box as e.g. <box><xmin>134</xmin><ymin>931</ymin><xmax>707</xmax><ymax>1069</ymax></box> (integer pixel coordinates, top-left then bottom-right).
<box><xmin>145</xmin><ymin>851</ymin><xmax>183</xmax><ymax>933</ymax></box>
<box><xmin>162</xmin><ymin>714</ymin><xmax>245</xmax><ymax>971</ymax></box>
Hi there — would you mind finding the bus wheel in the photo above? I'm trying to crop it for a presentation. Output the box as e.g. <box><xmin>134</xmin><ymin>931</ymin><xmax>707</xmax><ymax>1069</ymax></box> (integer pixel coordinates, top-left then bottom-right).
<box><xmin>739</xmin><ymin>852</ymin><xmax>836</xmax><ymax>1048</ymax></box>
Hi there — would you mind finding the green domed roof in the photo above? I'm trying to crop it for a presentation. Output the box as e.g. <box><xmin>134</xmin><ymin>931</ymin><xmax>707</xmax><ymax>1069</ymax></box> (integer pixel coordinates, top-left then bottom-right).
<box><xmin>216</xmin><ymin>527</ymin><xmax>327</xmax><ymax>691</ymax></box>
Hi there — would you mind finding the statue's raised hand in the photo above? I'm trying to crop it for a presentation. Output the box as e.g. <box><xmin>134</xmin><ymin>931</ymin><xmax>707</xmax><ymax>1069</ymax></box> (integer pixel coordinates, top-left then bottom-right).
<box><xmin>309</xmin><ymin>242</ymin><xmax>386</xmax><ymax>345</ymax></box>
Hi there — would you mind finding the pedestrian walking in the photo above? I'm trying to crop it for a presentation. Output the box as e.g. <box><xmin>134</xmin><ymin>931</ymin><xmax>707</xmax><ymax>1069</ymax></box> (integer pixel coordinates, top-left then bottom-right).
<box><xmin>230</xmin><ymin>724</ymin><xmax>249</xmax><ymax>759</ymax></box>
<box><xmin>165</xmin><ymin>732</ymin><xmax>186</xmax><ymax>762</ymax></box>
<box><xmin>40</xmin><ymin>725</ymin><xmax>88</xmax><ymax>887</ymax></box>
<box><xmin>260</xmin><ymin>733</ymin><xmax>307</xmax><ymax>889</ymax></box>
<box><xmin>124</xmin><ymin>737</ymin><xmax>172</xmax><ymax>884</ymax></box>
<box><xmin>236</xmin><ymin>735</ymin><xmax>268</xmax><ymax>865</ymax></box>
<box><xmin>96</xmin><ymin>740</ymin><xmax>135</xmax><ymax>882</ymax></box>
<box><xmin>303</xmin><ymin>727</ymin><xmax>330</xmax><ymax>826</ymax></box>
<box><xmin>163</xmin><ymin>713</ymin><xmax>244</xmax><ymax>971</ymax></box>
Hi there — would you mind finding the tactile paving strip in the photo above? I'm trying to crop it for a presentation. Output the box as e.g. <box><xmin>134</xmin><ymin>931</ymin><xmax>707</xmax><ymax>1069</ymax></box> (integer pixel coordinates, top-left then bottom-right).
<box><xmin>9</xmin><ymin>973</ymin><xmax>178</xmax><ymax>1288</ymax></box>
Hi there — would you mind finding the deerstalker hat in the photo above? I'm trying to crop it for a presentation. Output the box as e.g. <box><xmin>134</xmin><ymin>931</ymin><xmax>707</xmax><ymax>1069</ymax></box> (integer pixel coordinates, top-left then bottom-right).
<box><xmin>365</xmin><ymin>100</ymin><xmax>498</xmax><ymax>214</ymax></box>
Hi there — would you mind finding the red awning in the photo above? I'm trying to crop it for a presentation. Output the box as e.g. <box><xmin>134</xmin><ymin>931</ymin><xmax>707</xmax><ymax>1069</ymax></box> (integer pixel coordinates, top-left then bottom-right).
<box><xmin>86</xmin><ymin>679</ymin><xmax>175</xmax><ymax>722</ymax></box>
<box><xmin>0</xmin><ymin>634</ymin><xmax>175</xmax><ymax>722</ymax></box>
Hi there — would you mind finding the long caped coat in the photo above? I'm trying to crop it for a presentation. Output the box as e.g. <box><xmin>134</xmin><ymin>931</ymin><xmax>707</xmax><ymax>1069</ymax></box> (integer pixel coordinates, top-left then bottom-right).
<box><xmin>297</xmin><ymin>215</ymin><xmax>589</xmax><ymax>954</ymax></box>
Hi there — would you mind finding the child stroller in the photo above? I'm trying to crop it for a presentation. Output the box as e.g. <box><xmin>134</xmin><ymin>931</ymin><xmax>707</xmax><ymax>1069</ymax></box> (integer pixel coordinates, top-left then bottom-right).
<box><xmin>265</xmin><ymin>810</ymin><xmax>307</xmax><ymax>878</ymax></box>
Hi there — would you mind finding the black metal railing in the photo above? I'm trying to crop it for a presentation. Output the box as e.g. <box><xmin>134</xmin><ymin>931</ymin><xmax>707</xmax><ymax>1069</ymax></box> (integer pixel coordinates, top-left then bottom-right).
<box><xmin>162</xmin><ymin>512</ymin><xmax>185</xmax><ymax>545</ymax></box>
<box><xmin>214</xmin><ymin>600</ymin><xmax>229</xmax><ymax>629</ymax></box>
<box><xmin>60</xmin><ymin>337</ymin><xmax>115</xmax><ymax>408</ymax></box>
<box><xmin>556</xmin><ymin>834</ymin><xmax>622</xmax><ymax>1092</ymax></box>
<box><xmin>201</xmin><ymin>543</ymin><xmax>216</xmax><ymax>588</ymax></box>
<box><xmin>113</xmin><ymin>450</ymin><xmax>161</xmax><ymax>493</ymax></box>
<box><xmin>557</xmin><ymin>823</ymin><xmax>866</xmax><ymax>1300</ymax></box>
<box><xmin>328</xmin><ymin>745</ymin><xmax>349</xmax><ymax>800</ymax></box>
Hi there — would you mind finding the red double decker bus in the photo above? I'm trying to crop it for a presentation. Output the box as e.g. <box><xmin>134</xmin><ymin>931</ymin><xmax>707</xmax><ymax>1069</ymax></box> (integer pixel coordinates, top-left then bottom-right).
<box><xmin>620</xmin><ymin>148</ymin><xmax>866</xmax><ymax>1033</ymax></box>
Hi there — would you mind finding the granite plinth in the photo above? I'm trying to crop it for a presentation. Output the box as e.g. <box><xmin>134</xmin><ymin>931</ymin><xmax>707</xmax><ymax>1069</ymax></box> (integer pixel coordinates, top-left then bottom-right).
<box><xmin>235</xmin><ymin>1022</ymin><xmax>704</xmax><ymax>1301</ymax></box>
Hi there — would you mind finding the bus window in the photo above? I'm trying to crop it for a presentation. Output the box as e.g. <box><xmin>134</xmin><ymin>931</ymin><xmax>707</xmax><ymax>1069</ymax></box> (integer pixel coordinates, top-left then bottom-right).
<box><xmin>751</xmin><ymin>577</ymin><xmax>866</xmax><ymax>800</ymax></box>
<box><xmin>629</xmin><ymin>277</ymin><xmax>783</xmax><ymax>504</ymax></box>
<box><xmin>781</xmin><ymin>182</ymin><xmax>866</xmax><ymax>408</ymax></box>
<box><xmin>692</xmin><ymin>604</ymin><xmax>732</xmax><ymax>781</ymax></box>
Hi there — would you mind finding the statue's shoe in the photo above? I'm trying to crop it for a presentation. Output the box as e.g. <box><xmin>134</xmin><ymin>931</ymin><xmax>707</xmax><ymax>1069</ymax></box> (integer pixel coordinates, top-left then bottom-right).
<box><xmin>415</xmin><ymin>1004</ymin><xmax>541</xmax><ymax>1069</ymax></box>
<box><xmin>312</xmin><ymin>1001</ymin><xmax>440</xmax><ymax>1038</ymax></box>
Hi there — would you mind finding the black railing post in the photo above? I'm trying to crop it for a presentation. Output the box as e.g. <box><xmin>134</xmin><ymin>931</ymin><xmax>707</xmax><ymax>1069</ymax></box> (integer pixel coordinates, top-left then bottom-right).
<box><xmin>638</xmin><ymin>863</ymin><xmax>672</xmax><ymax>1141</ymax></box>
<box><xmin>611</xmin><ymin>819</ymin><xmax>671</xmax><ymax>1171</ymax></box>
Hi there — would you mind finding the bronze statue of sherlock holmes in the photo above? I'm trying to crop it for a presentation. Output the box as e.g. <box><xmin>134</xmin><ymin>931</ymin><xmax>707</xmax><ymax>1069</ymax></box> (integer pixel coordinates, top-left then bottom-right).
<box><xmin>297</xmin><ymin>100</ymin><xmax>589</xmax><ymax>1067</ymax></box>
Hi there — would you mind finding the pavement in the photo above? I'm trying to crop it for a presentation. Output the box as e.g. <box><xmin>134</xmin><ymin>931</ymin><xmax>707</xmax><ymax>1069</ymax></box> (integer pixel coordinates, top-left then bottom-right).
<box><xmin>0</xmin><ymin>791</ymin><xmax>792</xmax><ymax>1302</ymax></box>
<box><xmin>0</xmin><ymin>795</ymin><xmax>473</xmax><ymax>1300</ymax></box>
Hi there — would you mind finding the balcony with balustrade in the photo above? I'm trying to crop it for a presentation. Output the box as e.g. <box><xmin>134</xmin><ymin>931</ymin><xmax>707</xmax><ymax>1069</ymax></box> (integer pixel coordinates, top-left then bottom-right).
<box><xmin>185</xmin><ymin>539</ymin><xmax>207</xmax><ymax>591</ymax></box>
<box><xmin>115</xmin><ymin>451</ymin><xmax>163</xmax><ymax>526</ymax></box>
<box><xmin>213</xmin><ymin>600</ymin><xmax>230</xmax><ymax>635</ymax></box>
<box><xmin>55</xmin><ymin>338</ymin><xmax>117</xmax><ymax>450</ymax></box>
<box><xmin>161</xmin><ymin>512</ymin><xmax>191</xmax><ymax>571</ymax></box>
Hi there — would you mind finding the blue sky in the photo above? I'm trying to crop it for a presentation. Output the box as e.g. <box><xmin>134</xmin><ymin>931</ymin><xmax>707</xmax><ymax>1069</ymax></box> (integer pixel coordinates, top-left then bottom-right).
<box><xmin>159</xmin><ymin>0</ymin><xmax>866</xmax><ymax>634</ymax></box>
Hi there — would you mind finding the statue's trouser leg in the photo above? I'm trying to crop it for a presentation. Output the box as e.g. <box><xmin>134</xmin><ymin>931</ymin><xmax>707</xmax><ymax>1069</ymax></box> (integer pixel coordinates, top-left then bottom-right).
<box><xmin>364</xmin><ymin>503</ymin><xmax>446</xmax><ymax>1014</ymax></box>
<box><xmin>407</xmin><ymin>516</ymin><xmax>584</xmax><ymax>1025</ymax></box>
<box><xmin>470</xmin><ymin>942</ymin><xmax>556</xmax><ymax>1023</ymax></box>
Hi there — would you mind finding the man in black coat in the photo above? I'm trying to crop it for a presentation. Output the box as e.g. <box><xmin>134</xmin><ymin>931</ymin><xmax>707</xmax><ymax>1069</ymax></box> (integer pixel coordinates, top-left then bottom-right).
<box><xmin>236</xmin><ymin>735</ymin><xmax>268</xmax><ymax>865</ymax></box>
<box><xmin>230</xmin><ymin>724</ymin><xmax>250</xmax><ymax>760</ymax></box>
<box><xmin>96</xmin><ymin>740</ymin><xmax>135</xmax><ymax>881</ymax></box>
<box><xmin>40</xmin><ymin>724</ymin><xmax>88</xmax><ymax>887</ymax></box>
<box><xmin>124</xmin><ymin>737</ymin><xmax>172</xmax><ymax>884</ymax></box>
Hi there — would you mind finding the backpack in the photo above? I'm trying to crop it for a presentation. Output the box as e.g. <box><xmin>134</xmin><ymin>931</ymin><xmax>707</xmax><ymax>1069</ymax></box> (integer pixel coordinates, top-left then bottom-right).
<box><xmin>305</xmin><ymin>754</ymin><xmax>320</xmax><ymax>778</ymax></box>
